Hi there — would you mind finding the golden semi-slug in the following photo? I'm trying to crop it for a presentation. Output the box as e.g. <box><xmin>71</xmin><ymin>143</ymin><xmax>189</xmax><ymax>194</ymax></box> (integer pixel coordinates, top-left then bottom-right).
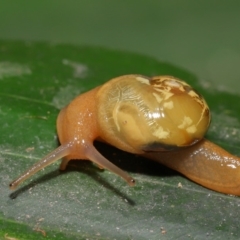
<box><xmin>9</xmin><ymin>75</ymin><xmax>240</xmax><ymax>196</ymax></box>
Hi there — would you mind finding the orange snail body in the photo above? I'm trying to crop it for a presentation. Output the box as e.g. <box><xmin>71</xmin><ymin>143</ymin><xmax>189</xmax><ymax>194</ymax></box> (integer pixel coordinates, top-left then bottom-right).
<box><xmin>9</xmin><ymin>75</ymin><xmax>240</xmax><ymax>196</ymax></box>
<box><xmin>145</xmin><ymin>140</ymin><xmax>240</xmax><ymax>196</ymax></box>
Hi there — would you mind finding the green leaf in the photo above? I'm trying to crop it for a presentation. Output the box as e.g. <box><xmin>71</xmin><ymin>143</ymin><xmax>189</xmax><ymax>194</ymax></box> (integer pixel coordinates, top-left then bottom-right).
<box><xmin>1</xmin><ymin>40</ymin><xmax>240</xmax><ymax>240</ymax></box>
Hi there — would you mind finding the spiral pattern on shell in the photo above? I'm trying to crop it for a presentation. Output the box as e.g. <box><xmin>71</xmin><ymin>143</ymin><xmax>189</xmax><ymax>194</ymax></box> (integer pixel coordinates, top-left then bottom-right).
<box><xmin>97</xmin><ymin>75</ymin><xmax>210</xmax><ymax>153</ymax></box>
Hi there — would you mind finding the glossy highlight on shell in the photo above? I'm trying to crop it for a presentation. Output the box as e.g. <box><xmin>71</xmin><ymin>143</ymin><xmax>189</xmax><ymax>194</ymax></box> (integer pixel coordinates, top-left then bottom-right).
<box><xmin>97</xmin><ymin>75</ymin><xmax>210</xmax><ymax>153</ymax></box>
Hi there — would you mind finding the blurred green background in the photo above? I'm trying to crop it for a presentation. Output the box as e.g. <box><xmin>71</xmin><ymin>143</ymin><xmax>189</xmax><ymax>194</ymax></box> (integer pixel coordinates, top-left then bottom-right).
<box><xmin>0</xmin><ymin>0</ymin><xmax>240</xmax><ymax>92</ymax></box>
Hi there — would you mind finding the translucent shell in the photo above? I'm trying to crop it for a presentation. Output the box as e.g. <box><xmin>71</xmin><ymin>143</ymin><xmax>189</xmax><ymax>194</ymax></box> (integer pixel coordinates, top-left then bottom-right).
<box><xmin>96</xmin><ymin>75</ymin><xmax>210</xmax><ymax>153</ymax></box>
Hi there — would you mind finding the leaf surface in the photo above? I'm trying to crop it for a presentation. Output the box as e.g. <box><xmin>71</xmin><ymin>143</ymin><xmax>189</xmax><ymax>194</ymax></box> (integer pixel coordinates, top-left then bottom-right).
<box><xmin>1</xmin><ymin>41</ymin><xmax>240</xmax><ymax>240</ymax></box>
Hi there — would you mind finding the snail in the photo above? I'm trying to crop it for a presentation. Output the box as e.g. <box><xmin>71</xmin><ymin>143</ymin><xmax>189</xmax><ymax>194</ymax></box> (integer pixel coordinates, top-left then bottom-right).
<box><xmin>9</xmin><ymin>75</ymin><xmax>240</xmax><ymax>196</ymax></box>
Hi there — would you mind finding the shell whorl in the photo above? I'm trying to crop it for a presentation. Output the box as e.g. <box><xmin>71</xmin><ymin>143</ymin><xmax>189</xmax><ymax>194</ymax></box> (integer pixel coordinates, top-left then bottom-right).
<box><xmin>96</xmin><ymin>75</ymin><xmax>210</xmax><ymax>153</ymax></box>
